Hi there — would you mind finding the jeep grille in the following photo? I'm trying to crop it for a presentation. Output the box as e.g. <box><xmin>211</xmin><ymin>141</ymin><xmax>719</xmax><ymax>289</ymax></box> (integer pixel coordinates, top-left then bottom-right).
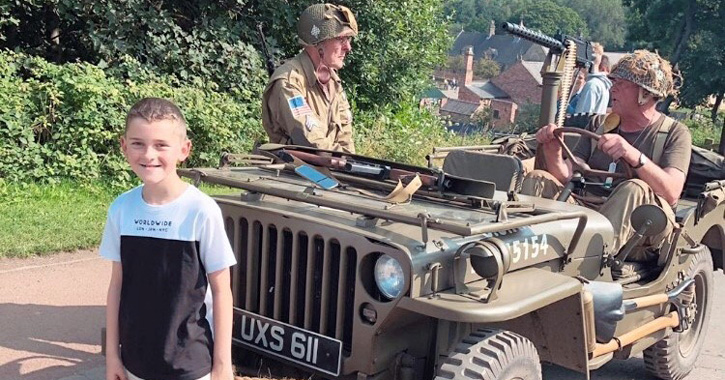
<box><xmin>225</xmin><ymin>214</ymin><xmax>357</xmax><ymax>356</ymax></box>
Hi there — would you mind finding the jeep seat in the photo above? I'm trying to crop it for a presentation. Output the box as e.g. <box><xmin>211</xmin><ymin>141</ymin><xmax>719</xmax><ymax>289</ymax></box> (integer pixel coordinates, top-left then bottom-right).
<box><xmin>442</xmin><ymin>150</ymin><xmax>524</xmax><ymax>193</ymax></box>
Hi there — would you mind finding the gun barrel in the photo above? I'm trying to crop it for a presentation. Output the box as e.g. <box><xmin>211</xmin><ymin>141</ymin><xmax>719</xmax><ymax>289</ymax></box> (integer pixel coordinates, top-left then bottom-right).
<box><xmin>501</xmin><ymin>22</ymin><xmax>564</xmax><ymax>53</ymax></box>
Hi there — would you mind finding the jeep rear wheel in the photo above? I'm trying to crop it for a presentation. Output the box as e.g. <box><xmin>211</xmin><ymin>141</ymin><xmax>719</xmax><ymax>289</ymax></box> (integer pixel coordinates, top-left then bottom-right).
<box><xmin>643</xmin><ymin>248</ymin><xmax>714</xmax><ymax>380</ymax></box>
<box><xmin>435</xmin><ymin>328</ymin><xmax>541</xmax><ymax>380</ymax></box>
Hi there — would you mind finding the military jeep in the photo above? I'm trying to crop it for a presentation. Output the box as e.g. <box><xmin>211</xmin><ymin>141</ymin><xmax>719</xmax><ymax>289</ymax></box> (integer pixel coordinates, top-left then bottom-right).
<box><xmin>180</xmin><ymin>141</ymin><xmax>725</xmax><ymax>380</ymax></box>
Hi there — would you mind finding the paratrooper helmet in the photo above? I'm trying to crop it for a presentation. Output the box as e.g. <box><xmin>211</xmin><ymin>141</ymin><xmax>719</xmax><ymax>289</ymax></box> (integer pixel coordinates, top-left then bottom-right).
<box><xmin>297</xmin><ymin>3</ymin><xmax>358</xmax><ymax>46</ymax></box>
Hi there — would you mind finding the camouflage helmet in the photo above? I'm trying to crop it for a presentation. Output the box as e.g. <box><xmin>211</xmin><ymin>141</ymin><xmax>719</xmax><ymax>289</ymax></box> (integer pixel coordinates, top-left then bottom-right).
<box><xmin>609</xmin><ymin>50</ymin><xmax>676</xmax><ymax>99</ymax></box>
<box><xmin>297</xmin><ymin>3</ymin><xmax>358</xmax><ymax>46</ymax></box>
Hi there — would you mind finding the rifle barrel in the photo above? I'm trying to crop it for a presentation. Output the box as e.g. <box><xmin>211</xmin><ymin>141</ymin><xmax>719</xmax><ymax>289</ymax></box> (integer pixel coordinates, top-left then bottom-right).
<box><xmin>501</xmin><ymin>22</ymin><xmax>565</xmax><ymax>53</ymax></box>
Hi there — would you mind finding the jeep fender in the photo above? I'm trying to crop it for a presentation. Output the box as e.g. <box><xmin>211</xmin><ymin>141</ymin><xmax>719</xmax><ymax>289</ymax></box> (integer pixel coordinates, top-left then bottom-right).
<box><xmin>400</xmin><ymin>268</ymin><xmax>590</xmax><ymax>374</ymax></box>
<box><xmin>399</xmin><ymin>267</ymin><xmax>582</xmax><ymax>323</ymax></box>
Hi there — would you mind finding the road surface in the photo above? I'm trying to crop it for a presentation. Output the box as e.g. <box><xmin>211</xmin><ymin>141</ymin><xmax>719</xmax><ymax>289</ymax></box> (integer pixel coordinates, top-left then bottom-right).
<box><xmin>1</xmin><ymin>250</ymin><xmax>723</xmax><ymax>380</ymax></box>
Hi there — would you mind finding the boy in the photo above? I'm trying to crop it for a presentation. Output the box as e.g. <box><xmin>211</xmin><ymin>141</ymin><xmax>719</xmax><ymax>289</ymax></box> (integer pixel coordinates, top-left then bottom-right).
<box><xmin>101</xmin><ymin>98</ymin><xmax>237</xmax><ymax>380</ymax></box>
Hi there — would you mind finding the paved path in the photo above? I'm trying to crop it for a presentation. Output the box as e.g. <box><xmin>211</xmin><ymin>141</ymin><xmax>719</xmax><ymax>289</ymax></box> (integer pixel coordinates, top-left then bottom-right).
<box><xmin>0</xmin><ymin>250</ymin><xmax>108</xmax><ymax>380</ymax></box>
<box><xmin>1</xmin><ymin>250</ymin><xmax>723</xmax><ymax>380</ymax></box>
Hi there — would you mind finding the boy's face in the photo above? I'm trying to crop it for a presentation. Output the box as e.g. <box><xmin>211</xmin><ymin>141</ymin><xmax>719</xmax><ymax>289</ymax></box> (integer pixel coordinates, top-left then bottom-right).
<box><xmin>121</xmin><ymin>118</ymin><xmax>191</xmax><ymax>187</ymax></box>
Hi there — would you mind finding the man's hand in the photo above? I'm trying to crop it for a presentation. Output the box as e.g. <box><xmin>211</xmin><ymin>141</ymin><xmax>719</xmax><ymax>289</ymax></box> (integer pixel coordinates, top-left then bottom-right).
<box><xmin>106</xmin><ymin>355</ymin><xmax>127</xmax><ymax>380</ymax></box>
<box><xmin>536</xmin><ymin>123</ymin><xmax>562</xmax><ymax>146</ymax></box>
<box><xmin>598</xmin><ymin>133</ymin><xmax>639</xmax><ymax>165</ymax></box>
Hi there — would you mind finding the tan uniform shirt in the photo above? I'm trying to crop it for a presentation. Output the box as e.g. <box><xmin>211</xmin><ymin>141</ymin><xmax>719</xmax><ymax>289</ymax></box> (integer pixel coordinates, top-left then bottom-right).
<box><xmin>573</xmin><ymin>114</ymin><xmax>692</xmax><ymax>197</ymax></box>
<box><xmin>262</xmin><ymin>51</ymin><xmax>355</xmax><ymax>153</ymax></box>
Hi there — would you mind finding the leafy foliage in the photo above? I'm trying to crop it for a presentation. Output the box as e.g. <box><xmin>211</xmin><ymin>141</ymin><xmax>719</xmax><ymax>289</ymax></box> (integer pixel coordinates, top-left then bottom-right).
<box><xmin>240</xmin><ymin>0</ymin><xmax>452</xmax><ymax>110</ymax></box>
<box><xmin>445</xmin><ymin>0</ymin><xmax>588</xmax><ymax>37</ymax></box>
<box><xmin>624</xmin><ymin>0</ymin><xmax>725</xmax><ymax>150</ymax></box>
<box><xmin>474</xmin><ymin>57</ymin><xmax>501</xmax><ymax>79</ymax></box>
<box><xmin>0</xmin><ymin>0</ymin><xmax>450</xmax><ymax>113</ymax></box>
<box><xmin>470</xmin><ymin>107</ymin><xmax>494</xmax><ymax>133</ymax></box>
<box><xmin>446</xmin><ymin>56</ymin><xmax>466</xmax><ymax>73</ymax></box>
<box><xmin>0</xmin><ymin>0</ymin><xmax>268</xmax><ymax>103</ymax></box>
<box><xmin>0</xmin><ymin>50</ymin><xmax>264</xmax><ymax>187</ymax></box>
<box><xmin>1</xmin><ymin>0</ymin><xmax>458</xmax><ymax>185</ymax></box>
<box><xmin>553</xmin><ymin>0</ymin><xmax>627</xmax><ymax>49</ymax></box>
<box><xmin>513</xmin><ymin>103</ymin><xmax>542</xmax><ymax>133</ymax></box>
<box><xmin>355</xmin><ymin>103</ymin><xmax>489</xmax><ymax>165</ymax></box>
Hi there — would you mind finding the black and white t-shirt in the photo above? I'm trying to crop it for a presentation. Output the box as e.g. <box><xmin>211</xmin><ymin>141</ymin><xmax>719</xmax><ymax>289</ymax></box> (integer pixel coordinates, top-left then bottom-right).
<box><xmin>100</xmin><ymin>185</ymin><xmax>236</xmax><ymax>380</ymax></box>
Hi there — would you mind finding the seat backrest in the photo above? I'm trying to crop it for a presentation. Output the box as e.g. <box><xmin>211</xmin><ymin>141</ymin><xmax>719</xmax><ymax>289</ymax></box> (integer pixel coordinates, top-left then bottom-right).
<box><xmin>442</xmin><ymin>150</ymin><xmax>524</xmax><ymax>192</ymax></box>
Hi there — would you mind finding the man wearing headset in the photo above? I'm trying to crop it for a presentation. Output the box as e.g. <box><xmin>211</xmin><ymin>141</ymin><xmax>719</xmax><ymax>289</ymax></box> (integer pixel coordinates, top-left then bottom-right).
<box><xmin>262</xmin><ymin>3</ymin><xmax>357</xmax><ymax>153</ymax></box>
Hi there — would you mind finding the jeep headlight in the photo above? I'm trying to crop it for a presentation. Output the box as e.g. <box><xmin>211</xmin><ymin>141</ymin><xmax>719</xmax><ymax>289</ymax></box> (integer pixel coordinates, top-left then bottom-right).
<box><xmin>374</xmin><ymin>254</ymin><xmax>405</xmax><ymax>299</ymax></box>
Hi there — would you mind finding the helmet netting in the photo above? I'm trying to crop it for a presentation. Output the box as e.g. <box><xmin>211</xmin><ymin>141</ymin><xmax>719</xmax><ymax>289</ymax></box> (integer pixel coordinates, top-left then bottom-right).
<box><xmin>609</xmin><ymin>50</ymin><xmax>679</xmax><ymax>98</ymax></box>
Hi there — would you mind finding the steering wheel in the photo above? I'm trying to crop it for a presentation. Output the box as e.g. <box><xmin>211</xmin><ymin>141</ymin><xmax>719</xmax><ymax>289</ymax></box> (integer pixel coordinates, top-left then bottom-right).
<box><xmin>552</xmin><ymin>127</ymin><xmax>634</xmax><ymax>180</ymax></box>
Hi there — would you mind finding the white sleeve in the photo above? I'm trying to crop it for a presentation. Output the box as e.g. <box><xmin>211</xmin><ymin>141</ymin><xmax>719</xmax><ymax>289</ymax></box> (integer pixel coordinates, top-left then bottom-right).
<box><xmin>99</xmin><ymin>205</ymin><xmax>121</xmax><ymax>262</ymax></box>
<box><xmin>198</xmin><ymin>203</ymin><xmax>237</xmax><ymax>273</ymax></box>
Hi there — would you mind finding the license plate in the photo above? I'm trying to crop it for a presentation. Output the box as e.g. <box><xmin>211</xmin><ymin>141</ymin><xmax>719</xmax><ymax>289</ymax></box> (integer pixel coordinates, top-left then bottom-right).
<box><xmin>232</xmin><ymin>308</ymin><xmax>342</xmax><ymax>376</ymax></box>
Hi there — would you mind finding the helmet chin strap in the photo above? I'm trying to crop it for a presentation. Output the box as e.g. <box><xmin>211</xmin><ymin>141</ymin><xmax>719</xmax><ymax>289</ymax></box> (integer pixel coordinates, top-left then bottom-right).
<box><xmin>315</xmin><ymin>47</ymin><xmax>332</xmax><ymax>84</ymax></box>
<box><xmin>637</xmin><ymin>88</ymin><xmax>650</xmax><ymax>106</ymax></box>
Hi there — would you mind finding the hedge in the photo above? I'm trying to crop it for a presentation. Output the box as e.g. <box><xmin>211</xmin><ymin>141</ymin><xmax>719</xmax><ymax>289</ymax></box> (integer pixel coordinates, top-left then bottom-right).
<box><xmin>1</xmin><ymin>49</ymin><xmax>491</xmax><ymax>188</ymax></box>
<box><xmin>0</xmin><ymin>50</ymin><xmax>264</xmax><ymax>187</ymax></box>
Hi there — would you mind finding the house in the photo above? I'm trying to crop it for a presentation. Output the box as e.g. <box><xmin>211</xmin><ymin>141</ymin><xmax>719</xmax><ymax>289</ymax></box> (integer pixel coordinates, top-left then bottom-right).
<box><xmin>437</xmin><ymin>46</ymin><xmax>542</xmax><ymax>130</ymax></box>
<box><xmin>450</xmin><ymin>21</ymin><xmax>547</xmax><ymax>71</ymax></box>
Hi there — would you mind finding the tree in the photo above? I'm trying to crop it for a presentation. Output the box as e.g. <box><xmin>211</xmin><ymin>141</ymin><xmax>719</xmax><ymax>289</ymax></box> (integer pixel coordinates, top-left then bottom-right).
<box><xmin>510</xmin><ymin>1</ymin><xmax>588</xmax><ymax>36</ymax></box>
<box><xmin>555</xmin><ymin>0</ymin><xmax>627</xmax><ymax>49</ymax></box>
<box><xmin>474</xmin><ymin>57</ymin><xmax>500</xmax><ymax>79</ymax></box>
<box><xmin>514</xmin><ymin>103</ymin><xmax>542</xmax><ymax>133</ymax></box>
<box><xmin>471</xmin><ymin>107</ymin><xmax>494</xmax><ymax>133</ymax></box>
<box><xmin>446</xmin><ymin>55</ymin><xmax>466</xmax><ymax>73</ymax></box>
<box><xmin>1</xmin><ymin>1</ymin><xmax>451</xmax><ymax>113</ymax></box>
<box><xmin>243</xmin><ymin>1</ymin><xmax>451</xmax><ymax>111</ymax></box>
<box><xmin>445</xmin><ymin>0</ymin><xmax>588</xmax><ymax>38</ymax></box>
<box><xmin>624</xmin><ymin>0</ymin><xmax>725</xmax><ymax>153</ymax></box>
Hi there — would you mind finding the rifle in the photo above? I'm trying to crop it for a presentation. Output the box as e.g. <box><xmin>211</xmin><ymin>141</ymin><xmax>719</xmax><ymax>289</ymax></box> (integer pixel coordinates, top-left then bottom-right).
<box><xmin>279</xmin><ymin>150</ymin><xmax>439</xmax><ymax>187</ymax></box>
<box><xmin>501</xmin><ymin>22</ymin><xmax>595</xmax><ymax>71</ymax></box>
<box><xmin>256</xmin><ymin>23</ymin><xmax>276</xmax><ymax>76</ymax></box>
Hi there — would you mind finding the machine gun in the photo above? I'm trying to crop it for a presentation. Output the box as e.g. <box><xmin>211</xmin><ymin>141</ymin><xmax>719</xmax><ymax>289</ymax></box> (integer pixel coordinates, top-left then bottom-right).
<box><xmin>502</xmin><ymin>22</ymin><xmax>595</xmax><ymax>71</ymax></box>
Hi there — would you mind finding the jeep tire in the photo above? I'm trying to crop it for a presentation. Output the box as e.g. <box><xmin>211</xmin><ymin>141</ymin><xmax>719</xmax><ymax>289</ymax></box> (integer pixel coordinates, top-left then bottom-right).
<box><xmin>643</xmin><ymin>247</ymin><xmax>714</xmax><ymax>380</ymax></box>
<box><xmin>435</xmin><ymin>328</ymin><xmax>541</xmax><ymax>380</ymax></box>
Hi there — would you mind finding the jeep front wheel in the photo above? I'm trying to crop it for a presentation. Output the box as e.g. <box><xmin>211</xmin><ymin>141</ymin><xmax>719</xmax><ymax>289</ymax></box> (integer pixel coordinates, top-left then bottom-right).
<box><xmin>435</xmin><ymin>328</ymin><xmax>541</xmax><ymax>380</ymax></box>
<box><xmin>643</xmin><ymin>248</ymin><xmax>714</xmax><ymax>380</ymax></box>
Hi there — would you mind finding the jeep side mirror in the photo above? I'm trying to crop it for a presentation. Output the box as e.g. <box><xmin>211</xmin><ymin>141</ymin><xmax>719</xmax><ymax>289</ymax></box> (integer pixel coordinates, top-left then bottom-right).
<box><xmin>630</xmin><ymin>204</ymin><xmax>668</xmax><ymax>237</ymax></box>
<box><xmin>612</xmin><ymin>205</ymin><xmax>669</xmax><ymax>267</ymax></box>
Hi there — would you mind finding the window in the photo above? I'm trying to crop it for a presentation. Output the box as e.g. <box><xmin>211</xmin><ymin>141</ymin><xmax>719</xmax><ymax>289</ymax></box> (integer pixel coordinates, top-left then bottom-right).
<box><xmin>493</xmin><ymin>109</ymin><xmax>500</xmax><ymax>119</ymax></box>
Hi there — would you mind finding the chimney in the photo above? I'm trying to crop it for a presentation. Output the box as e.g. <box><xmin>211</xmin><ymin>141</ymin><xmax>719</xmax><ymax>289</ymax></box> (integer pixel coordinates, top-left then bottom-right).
<box><xmin>461</xmin><ymin>46</ymin><xmax>474</xmax><ymax>86</ymax></box>
<box><xmin>488</xmin><ymin>20</ymin><xmax>495</xmax><ymax>38</ymax></box>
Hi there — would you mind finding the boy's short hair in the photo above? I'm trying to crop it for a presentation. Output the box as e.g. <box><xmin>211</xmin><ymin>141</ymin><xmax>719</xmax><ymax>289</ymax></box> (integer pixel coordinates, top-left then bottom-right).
<box><xmin>599</xmin><ymin>55</ymin><xmax>610</xmax><ymax>73</ymax></box>
<box><xmin>125</xmin><ymin>98</ymin><xmax>187</xmax><ymax>137</ymax></box>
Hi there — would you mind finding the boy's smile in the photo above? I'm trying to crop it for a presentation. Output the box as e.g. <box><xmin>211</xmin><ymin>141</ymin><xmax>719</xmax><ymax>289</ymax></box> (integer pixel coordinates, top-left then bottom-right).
<box><xmin>121</xmin><ymin>118</ymin><xmax>191</xmax><ymax>196</ymax></box>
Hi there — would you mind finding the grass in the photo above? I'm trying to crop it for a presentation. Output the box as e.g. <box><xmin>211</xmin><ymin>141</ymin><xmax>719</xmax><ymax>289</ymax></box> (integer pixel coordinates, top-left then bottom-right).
<box><xmin>0</xmin><ymin>181</ymin><xmax>239</xmax><ymax>258</ymax></box>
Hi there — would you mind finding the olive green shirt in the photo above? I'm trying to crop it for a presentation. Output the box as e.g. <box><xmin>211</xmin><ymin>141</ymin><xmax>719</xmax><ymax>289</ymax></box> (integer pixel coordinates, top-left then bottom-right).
<box><xmin>262</xmin><ymin>51</ymin><xmax>355</xmax><ymax>153</ymax></box>
<box><xmin>573</xmin><ymin>114</ymin><xmax>692</xmax><ymax>196</ymax></box>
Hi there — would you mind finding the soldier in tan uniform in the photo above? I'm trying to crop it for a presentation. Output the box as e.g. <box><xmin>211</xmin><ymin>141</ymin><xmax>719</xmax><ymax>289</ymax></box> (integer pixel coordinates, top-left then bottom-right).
<box><xmin>262</xmin><ymin>3</ymin><xmax>357</xmax><ymax>153</ymax></box>
<box><xmin>521</xmin><ymin>50</ymin><xmax>692</xmax><ymax>260</ymax></box>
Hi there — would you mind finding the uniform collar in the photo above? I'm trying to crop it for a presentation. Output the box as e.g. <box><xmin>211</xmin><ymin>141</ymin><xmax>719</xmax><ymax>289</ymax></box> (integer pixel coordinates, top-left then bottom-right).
<box><xmin>300</xmin><ymin>50</ymin><xmax>341</xmax><ymax>85</ymax></box>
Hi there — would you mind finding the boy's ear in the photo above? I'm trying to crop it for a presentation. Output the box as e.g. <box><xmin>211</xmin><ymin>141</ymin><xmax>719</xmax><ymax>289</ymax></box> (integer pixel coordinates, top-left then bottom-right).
<box><xmin>179</xmin><ymin>139</ymin><xmax>192</xmax><ymax>162</ymax></box>
<box><xmin>120</xmin><ymin>136</ymin><xmax>128</xmax><ymax>156</ymax></box>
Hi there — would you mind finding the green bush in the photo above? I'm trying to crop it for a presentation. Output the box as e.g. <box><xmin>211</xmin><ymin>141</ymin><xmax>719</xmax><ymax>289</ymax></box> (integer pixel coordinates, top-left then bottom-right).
<box><xmin>684</xmin><ymin>117</ymin><xmax>723</xmax><ymax>149</ymax></box>
<box><xmin>0</xmin><ymin>50</ymin><xmax>263</xmax><ymax>187</ymax></box>
<box><xmin>356</xmin><ymin>102</ymin><xmax>489</xmax><ymax>166</ymax></box>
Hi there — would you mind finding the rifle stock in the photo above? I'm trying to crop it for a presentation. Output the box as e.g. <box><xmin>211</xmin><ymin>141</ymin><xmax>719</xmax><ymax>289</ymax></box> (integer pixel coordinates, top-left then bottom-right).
<box><xmin>283</xmin><ymin>150</ymin><xmax>438</xmax><ymax>187</ymax></box>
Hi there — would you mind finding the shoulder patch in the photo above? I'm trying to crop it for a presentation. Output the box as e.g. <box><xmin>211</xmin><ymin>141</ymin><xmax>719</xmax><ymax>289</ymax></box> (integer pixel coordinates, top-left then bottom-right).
<box><xmin>288</xmin><ymin>95</ymin><xmax>313</xmax><ymax>118</ymax></box>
